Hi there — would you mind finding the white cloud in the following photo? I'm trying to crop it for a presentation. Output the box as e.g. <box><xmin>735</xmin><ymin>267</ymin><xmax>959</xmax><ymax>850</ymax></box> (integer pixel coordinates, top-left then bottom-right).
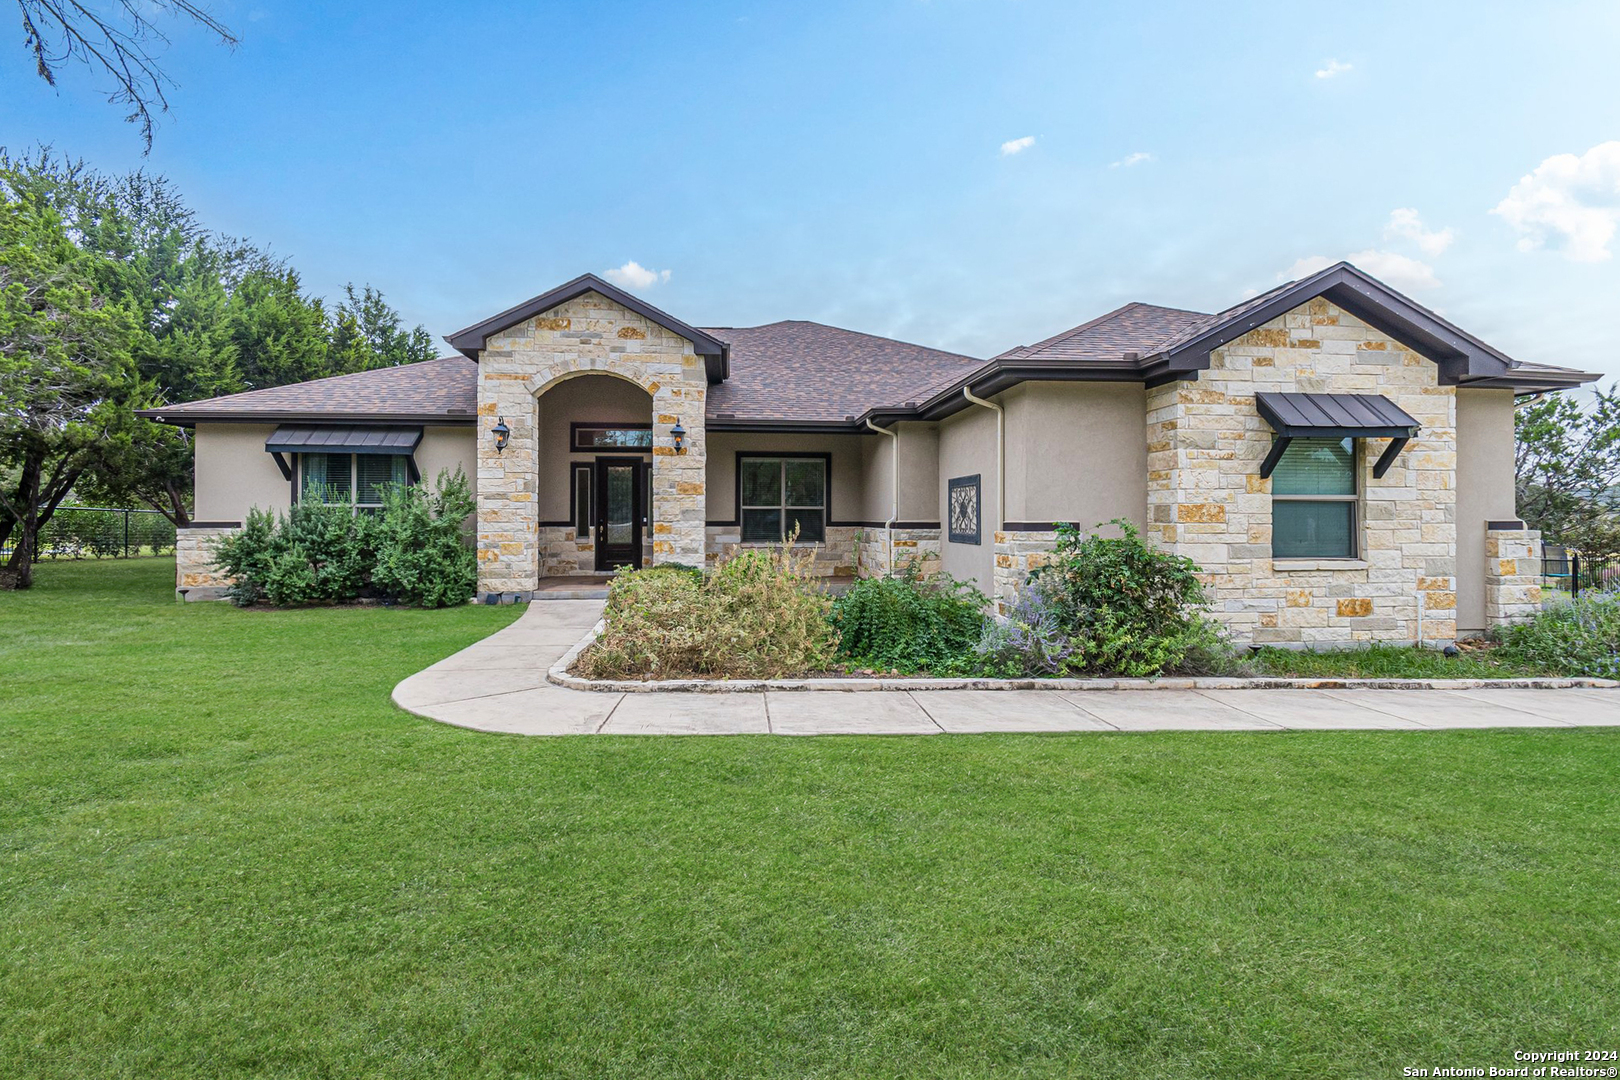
<box><xmin>1282</xmin><ymin>250</ymin><xmax>1440</xmax><ymax>291</ymax></box>
<box><xmin>603</xmin><ymin>261</ymin><xmax>671</xmax><ymax>289</ymax></box>
<box><xmin>1384</xmin><ymin>207</ymin><xmax>1455</xmax><ymax>256</ymax></box>
<box><xmin>1284</xmin><ymin>255</ymin><xmax>1336</xmax><ymax>279</ymax></box>
<box><xmin>1346</xmin><ymin>249</ymin><xmax>1440</xmax><ymax>290</ymax></box>
<box><xmin>1315</xmin><ymin>59</ymin><xmax>1352</xmax><ymax>79</ymax></box>
<box><xmin>1492</xmin><ymin>141</ymin><xmax>1620</xmax><ymax>262</ymax></box>
<box><xmin>1000</xmin><ymin>135</ymin><xmax>1036</xmax><ymax>156</ymax></box>
<box><xmin>1110</xmin><ymin>151</ymin><xmax>1154</xmax><ymax>168</ymax></box>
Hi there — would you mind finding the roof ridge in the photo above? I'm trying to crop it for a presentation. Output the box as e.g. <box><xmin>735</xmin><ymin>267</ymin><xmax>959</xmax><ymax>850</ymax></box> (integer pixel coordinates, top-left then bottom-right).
<box><xmin>704</xmin><ymin>319</ymin><xmax>982</xmax><ymax>362</ymax></box>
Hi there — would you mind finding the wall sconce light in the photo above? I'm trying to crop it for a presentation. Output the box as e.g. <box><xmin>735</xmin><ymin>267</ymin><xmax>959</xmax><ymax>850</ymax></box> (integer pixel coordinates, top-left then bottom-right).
<box><xmin>492</xmin><ymin>417</ymin><xmax>510</xmax><ymax>454</ymax></box>
<box><xmin>671</xmin><ymin>421</ymin><xmax>686</xmax><ymax>453</ymax></box>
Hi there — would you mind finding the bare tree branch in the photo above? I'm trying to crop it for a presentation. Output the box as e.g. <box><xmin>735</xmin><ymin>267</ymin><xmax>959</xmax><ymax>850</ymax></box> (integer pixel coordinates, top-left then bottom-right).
<box><xmin>15</xmin><ymin>0</ymin><xmax>237</xmax><ymax>151</ymax></box>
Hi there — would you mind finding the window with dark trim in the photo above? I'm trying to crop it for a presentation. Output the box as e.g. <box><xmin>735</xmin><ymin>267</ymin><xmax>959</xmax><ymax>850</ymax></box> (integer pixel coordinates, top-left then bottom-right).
<box><xmin>572</xmin><ymin>423</ymin><xmax>653</xmax><ymax>452</ymax></box>
<box><xmin>301</xmin><ymin>453</ymin><xmax>409</xmax><ymax>513</ymax></box>
<box><xmin>948</xmin><ymin>474</ymin><xmax>981</xmax><ymax>545</ymax></box>
<box><xmin>572</xmin><ymin>464</ymin><xmax>592</xmax><ymax>536</ymax></box>
<box><xmin>739</xmin><ymin>455</ymin><xmax>826</xmax><ymax>542</ymax></box>
<box><xmin>1271</xmin><ymin>437</ymin><xmax>1358</xmax><ymax>559</ymax></box>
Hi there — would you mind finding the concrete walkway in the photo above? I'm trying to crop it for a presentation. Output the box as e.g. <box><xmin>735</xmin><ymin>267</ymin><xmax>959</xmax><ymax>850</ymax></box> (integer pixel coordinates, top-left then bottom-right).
<box><xmin>392</xmin><ymin>601</ymin><xmax>1620</xmax><ymax>736</ymax></box>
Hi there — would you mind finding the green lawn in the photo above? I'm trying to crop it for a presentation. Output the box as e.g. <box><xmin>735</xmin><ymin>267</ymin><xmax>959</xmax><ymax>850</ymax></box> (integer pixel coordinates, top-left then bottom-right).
<box><xmin>3</xmin><ymin>559</ymin><xmax>1617</xmax><ymax>1079</ymax></box>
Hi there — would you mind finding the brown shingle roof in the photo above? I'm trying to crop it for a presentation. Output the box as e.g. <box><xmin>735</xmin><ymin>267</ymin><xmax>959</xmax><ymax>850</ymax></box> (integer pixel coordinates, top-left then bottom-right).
<box><xmin>995</xmin><ymin>301</ymin><xmax>1208</xmax><ymax>363</ymax></box>
<box><xmin>138</xmin><ymin>357</ymin><xmax>478</xmax><ymax>423</ymax></box>
<box><xmin>702</xmin><ymin>321</ymin><xmax>983</xmax><ymax>423</ymax></box>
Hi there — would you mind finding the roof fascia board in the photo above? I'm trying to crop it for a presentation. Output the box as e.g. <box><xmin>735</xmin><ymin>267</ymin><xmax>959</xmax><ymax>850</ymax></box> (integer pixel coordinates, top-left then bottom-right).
<box><xmin>138</xmin><ymin>411</ymin><xmax>477</xmax><ymax>427</ymax></box>
<box><xmin>1154</xmin><ymin>264</ymin><xmax>1516</xmax><ymax>380</ymax></box>
<box><xmin>445</xmin><ymin>273</ymin><xmax>727</xmax><ymax>372</ymax></box>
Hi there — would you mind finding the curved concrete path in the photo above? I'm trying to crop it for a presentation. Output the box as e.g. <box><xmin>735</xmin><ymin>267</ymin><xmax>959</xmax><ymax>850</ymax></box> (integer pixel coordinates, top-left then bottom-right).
<box><xmin>392</xmin><ymin>601</ymin><xmax>1620</xmax><ymax>736</ymax></box>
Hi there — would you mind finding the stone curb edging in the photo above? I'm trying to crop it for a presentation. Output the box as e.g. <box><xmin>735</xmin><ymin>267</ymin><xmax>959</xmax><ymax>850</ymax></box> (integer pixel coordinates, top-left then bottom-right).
<box><xmin>546</xmin><ymin>625</ymin><xmax>1618</xmax><ymax>695</ymax></box>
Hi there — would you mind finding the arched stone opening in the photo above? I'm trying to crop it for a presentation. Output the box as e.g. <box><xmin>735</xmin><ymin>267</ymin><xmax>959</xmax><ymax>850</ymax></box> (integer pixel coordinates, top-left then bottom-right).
<box><xmin>534</xmin><ymin>372</ymin><xmax>654</xmax><ymax>576</ymax></box>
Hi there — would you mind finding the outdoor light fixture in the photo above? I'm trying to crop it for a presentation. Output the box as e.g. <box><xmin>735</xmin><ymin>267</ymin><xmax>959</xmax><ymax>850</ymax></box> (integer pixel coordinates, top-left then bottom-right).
<box><xmin>671</xmin><ymin>421</ymin><xmax>686</xmax><ymax>453</ymax></box>
<box><xmin>492</xmin><ymin>417</ymin><xmax>510</xmax><ymax>453</ymax></box>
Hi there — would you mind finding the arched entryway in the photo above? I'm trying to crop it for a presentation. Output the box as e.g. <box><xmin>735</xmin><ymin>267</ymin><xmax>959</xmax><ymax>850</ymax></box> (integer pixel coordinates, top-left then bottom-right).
<box><xmin>534</xmin><ymin>372</ymin><xmax>654</xmax><ymax>574</ymax></box>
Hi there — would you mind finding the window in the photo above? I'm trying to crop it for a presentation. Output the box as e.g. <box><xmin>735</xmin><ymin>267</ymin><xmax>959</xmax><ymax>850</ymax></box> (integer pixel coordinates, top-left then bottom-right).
<box><xmin>1271</xmin><ymin>437</ymin><xmax>1357</xmax><ymax>559</ymax></box>
<box><xmin>300</xmin><ymin>453</ymin><xmax>408</xmax><ymax>513</ymax></box>
<box><xmin>572</xmin><ymin>424</ymin><xmax>653</xmax><ymax>452</ymax></box>
<box><xmin>739</xmin><ymin>456</ymin><xmax>826</xmax><ymax>542</ymax></box>
<box><xmin>572</xmin><ymin>464</ymin><xmax>592</xmax><ymax>536</ymax></box>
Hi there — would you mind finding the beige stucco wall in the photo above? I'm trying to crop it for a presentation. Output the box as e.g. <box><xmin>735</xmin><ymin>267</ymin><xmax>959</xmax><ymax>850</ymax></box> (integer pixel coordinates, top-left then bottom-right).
<box><xmin>705</xmin><ymin>431</ymin><xmax>868</xmax><ymax>523</ymax></box>
<box><xmin>193</xmin><ymin>424</ymin><xmax>293</xmax><ymax>521</ymax></box>
<box><xmin>535</xmin><ymin>374</ymin><xmax>653</xmax><ymax>522</ymax></box>
<box><xmin>414</xmin><ymin>427</ymin><xmax>478</xmax><ymax>495</ymax></box>
<box><xmin>858</xmin><ymin>421</ymin><xmax>941</xmax><ymax>525</ymax></box>
<box><xmin>936</xmin><ymin>401</ymin><xmax>1000</xmax><ymax>588</ymax></box>
<box><xmin>193</xmin><ymin>423</ymin><xmax>477</xmax><ymax>523</ymax></box>
<box><xmin>1002</xmin><ymin>382</ymin><xmax>1147</xmax><ymax>528</ymax></box>
<box><xmin>1455</xmin><ymin>389</ymin><xmax>1519</xmax><ymax>635</ymax></box>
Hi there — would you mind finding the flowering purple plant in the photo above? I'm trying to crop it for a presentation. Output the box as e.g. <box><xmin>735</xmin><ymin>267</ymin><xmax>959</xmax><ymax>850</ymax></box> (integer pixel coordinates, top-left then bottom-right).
<box><xmin>975</xmin><ymin>575</ymin><xmax>1075</xmax><ymax>676</ymax></box>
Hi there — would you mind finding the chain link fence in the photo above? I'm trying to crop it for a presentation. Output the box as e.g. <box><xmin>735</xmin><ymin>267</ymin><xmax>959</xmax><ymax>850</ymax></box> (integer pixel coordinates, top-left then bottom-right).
<box><xmin>0</xmin><ymin>507</ymin><xmax>178</xmax><ymax>561</ymax></box>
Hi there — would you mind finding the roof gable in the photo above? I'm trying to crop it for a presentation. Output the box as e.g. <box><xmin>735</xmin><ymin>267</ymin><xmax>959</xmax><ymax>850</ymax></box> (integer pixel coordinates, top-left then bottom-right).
<box><xmin>1141</xmin><ymin>261</ymin><xmax>1516</xmax><ymax>385</ymax></box>
<box><xmin>445</xmin><ymin>273</ymin><xmax>729</xmax><ymax>381</ymax></box>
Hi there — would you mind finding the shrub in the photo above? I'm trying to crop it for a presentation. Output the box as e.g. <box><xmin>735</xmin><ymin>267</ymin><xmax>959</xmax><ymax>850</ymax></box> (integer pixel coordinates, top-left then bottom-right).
<box><xmin>1032</xmin><ymin>519</ymin><xmax>1211</xmax><ymax>677</ymax></box>
<box><xmin>831</xmin><ymin>566</ymin><xmax>988</xmax><ymax>673</ymax></box>
<box><xmin>577</xmin><ymin>542</ymin><xmax>836</xmax><ymax>679</ymax></box>
<box><xmin>1496</xmin><ymin>594</ymin><xmax>1620</xmax><ymax>678</ymax></box>
<box><xmin>371</xmin><ymin>469</ymin><xmax>477</xmax><ymax>608</ymax></box>
<box><xmin>973</xmin><ymin>574</ymin><xmax>1072</xmax><ymax>676</ymax></box>
<box><xmin>210</xmin><ymin>470</ymin><xmax>474</xmax><ymax>608</ymax></box>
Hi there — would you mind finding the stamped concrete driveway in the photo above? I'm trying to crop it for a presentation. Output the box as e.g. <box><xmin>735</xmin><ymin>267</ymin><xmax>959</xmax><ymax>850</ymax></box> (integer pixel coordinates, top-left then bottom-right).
<box><xmin>391</xmin><ymin>600</ymin><xmax>1620</xmax><ymax>736</ymax></box>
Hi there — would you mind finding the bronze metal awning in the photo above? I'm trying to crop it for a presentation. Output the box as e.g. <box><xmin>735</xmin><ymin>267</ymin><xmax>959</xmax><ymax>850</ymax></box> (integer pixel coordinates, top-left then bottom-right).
<box><xmin>1255</xmin><ymin>392</ymin><xmax>1420</xmax><ymax>480</ymax></box>
<box><xmin>264</xmin><ymin>425</ymin><xmax>423</xmax><ymax>482</ymax></box>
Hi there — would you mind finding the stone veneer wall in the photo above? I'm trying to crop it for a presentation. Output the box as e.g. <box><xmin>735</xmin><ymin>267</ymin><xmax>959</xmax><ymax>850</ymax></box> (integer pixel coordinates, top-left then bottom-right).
<box><xmin>856</xmin><ymin>527</ymin><xmax>941</xmax><ymax>578</ymax></box>
<box><xmin>1145</xmin><ymin>298</ymin><xmax>1458</xmax><ymax>646</ymax></box>
<box><xmin>992</xmin><ymin>530</ymin><xmax>1057</xmax><ymax>614</ymax></box>
<box><xmin>537</xmin><ymin>526</ymin><xmax>651</xmax><ymax>578</ymax></box>
<box><xmin>174</xmin><ymin>525</ymin><xmax>238</xmax><ymax>601</ymax></box>
<box><xmin>704</xmin><ymin>525</ymin><xmax>859</xmax><ymax>577</ymax></box>
<box><xmin>1484</xmin><ymin>526</ymin><xmax>1543</xmax><ymax>626</ymax></box>
<box><xmin>477</xmin><ymin>292</ymin><xmax>707</xmax><ymax>599</ymax></box>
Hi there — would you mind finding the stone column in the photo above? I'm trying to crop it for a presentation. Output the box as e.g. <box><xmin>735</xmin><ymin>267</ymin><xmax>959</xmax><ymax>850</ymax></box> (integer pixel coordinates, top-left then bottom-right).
<box><xmin>1485</xmin><ymin>524</ymin><xmax>1542</xmax><ymax>627</ymax></box>
<box><xmin>650</xmin><ymin>373</ymin><xmax>707</xmax><ymax>566</ymax></box>
<box><xmin>475</xmin><ymin>357</ymin><xmax>540</xmax><ymax>601</ymax></box>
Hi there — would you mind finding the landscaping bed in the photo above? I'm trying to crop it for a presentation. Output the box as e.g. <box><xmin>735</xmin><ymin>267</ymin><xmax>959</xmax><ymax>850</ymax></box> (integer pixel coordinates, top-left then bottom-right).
<box><xmin>569</xmin><ymin>523</ymin><xmax>1615</xmax><ymax>687</ymax></box>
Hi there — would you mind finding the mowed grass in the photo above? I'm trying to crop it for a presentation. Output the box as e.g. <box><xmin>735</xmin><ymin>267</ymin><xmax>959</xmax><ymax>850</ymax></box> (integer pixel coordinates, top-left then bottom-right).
<box><xmin>2</xmin><ymin>560</ymin><xmax>1618</xmax><ymax>1079</ymax></box>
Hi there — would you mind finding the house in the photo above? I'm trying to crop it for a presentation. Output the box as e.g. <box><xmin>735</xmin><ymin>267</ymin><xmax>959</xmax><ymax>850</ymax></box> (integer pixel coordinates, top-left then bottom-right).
<box><xmin>142</xmin><ymin>262</ymin><xmax>1597</xmax><ymax>646</ymax></box>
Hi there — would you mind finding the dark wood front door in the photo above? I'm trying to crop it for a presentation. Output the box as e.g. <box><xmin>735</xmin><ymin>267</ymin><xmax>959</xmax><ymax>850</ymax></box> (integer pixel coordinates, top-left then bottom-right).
<box><xmin>593</xmin><ymin>457</ymin><xmax>643</xmax><ymax>570</ymax></box>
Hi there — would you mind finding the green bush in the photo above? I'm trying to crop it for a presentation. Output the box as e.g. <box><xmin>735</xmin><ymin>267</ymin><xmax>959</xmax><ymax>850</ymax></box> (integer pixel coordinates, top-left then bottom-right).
<box><xmin>1496</xmin><ymin>594</ymin><xmax>1620</xmax><ymax>678</ymax></box>
<box><xmin>213</xmin><ymin>496</ymin><xmax>372</xmax><ymax>607</ymax></box>
<box><xmin>371</xmin><ymin>469</ymin><xmax>478</xmax><ymax>608</ymax></box>
<box><xmin>578</xmin><ymin>543</ymin><xmax>836</xmax><ymax>679</ymax></box>
<box><xmin>1032</xmin><ymin>519</ymin><xmax>1212</xmax><ymax>677</ymax></box>
<box><xmin>211</xmin><ymin>469</ymin><xmax>474</xmax><ymax>608</ymax></box>
<box><xmin>830</xmin><ymin>566</ymin><xmax>988</xmax><ymax>674</ymax></box>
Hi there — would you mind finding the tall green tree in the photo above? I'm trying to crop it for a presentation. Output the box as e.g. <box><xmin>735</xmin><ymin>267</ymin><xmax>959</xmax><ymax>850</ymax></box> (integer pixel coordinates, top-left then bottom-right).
<box><xmin>0</xmin><ymin>188</ymin><xmax>137</xmax><ymax>588</ymax></box>
<box><xmin>1516</xmin><ymin>387</ymin><xmax>1620</xmax><ymax>555</ymax></box>
<box><xmin>328</xmin><ymin>283</ymin><xmax>436</xmax><ymax>373</ymax></box>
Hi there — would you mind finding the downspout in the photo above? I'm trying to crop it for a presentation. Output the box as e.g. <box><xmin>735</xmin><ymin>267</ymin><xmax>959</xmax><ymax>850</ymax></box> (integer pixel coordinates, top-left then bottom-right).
<box><xmin>962</xmin><ymin>387</ymin><xmax>1004</xmax><ymax>533</ymax></box>
<box><xmin>865</xmin><ymin>418</ymin><xmax>898</xmax><ymax>574</ymax></box>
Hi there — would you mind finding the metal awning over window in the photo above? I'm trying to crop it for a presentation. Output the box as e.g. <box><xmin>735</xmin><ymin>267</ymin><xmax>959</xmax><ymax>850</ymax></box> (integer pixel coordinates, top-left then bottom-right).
<box><xmin>264</xmin><ymin>425</ymin><xmax>423</xmax><ymax>482</ymax></box>
<box><xmin>265</xmin><ymin>425</ymin><xmax>423</xmax><ymax>454</ymax></box>
<box><xmin>1255</xmin><ymin>393</ymin><xmax>1420</xmax><ymax>480</ymax></box>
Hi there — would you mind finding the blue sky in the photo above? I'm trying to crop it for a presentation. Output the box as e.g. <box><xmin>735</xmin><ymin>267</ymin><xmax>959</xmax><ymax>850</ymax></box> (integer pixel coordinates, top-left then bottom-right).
<box><xmin>5</xmin><ymin>0</ymin><xmax>1620</xmax><ymax>380</ymax></box>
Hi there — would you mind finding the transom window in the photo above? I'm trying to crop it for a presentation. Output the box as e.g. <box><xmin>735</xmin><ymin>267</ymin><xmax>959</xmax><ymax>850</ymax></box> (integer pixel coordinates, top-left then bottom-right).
<box><xmin>739</xmin><ymin>456</ymin><xmax>826</xmax><ymax>542</ymax></box>
<box><xmin>572</xmin><ymin>424</ymin><xmax>653</xmax><ymax>452</ymax></box>
<box><xmin>301</xmin><ymin>453</ymin><xmax>408</xmax><ymax>512</ymax></box>
<box><xmin>1271</xmin><ymin>437</ymin><xmax>1358</xmax><ymax>559</ymax></box>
